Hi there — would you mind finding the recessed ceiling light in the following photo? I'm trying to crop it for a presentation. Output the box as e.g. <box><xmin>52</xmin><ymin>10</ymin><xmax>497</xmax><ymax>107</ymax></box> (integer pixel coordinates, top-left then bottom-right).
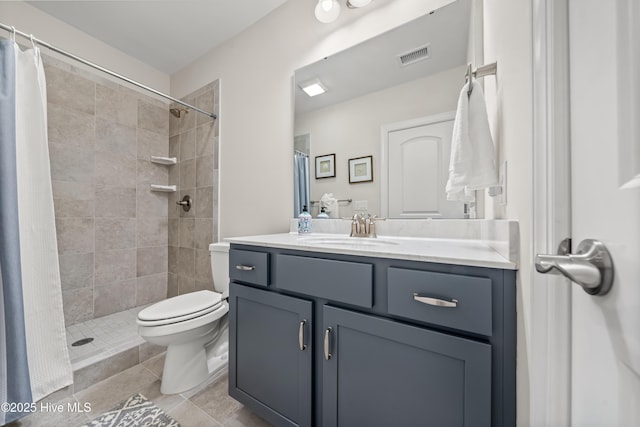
<box><xmin>299</xmin><ymin>79</ymin><xmax>327</xmax><ymax>97</ymax></box>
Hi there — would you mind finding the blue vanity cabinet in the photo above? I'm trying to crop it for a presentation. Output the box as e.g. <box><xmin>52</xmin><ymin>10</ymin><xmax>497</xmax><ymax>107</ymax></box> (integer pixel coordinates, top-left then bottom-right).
<box><xmin>322</xmin><ymin>305</ymin><xmax>491</xmax><ymax>427</ymax></box>
<box><xmin>228</xmin><ymin>244</ymin><xmax>516</xmax><ymax>427</ymax></box>
<box><xmin>229</xmin><ymin>283</ymin><xmax>313</xmax><ymax>427</ymax></box>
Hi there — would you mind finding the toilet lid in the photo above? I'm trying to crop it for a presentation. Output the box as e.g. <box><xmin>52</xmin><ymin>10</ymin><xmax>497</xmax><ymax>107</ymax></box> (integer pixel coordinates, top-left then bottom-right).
<box><xmin>138</xmin><ymin>290</ymin><xmax>222</xmax><ymax>322</ymax></box>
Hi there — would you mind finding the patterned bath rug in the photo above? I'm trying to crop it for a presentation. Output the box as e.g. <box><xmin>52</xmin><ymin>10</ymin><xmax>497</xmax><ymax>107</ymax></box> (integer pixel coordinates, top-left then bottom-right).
<box><xmin>80</xmin><ymin>393</ymin><xmax>180</xmax><ymax>427</ymax></box>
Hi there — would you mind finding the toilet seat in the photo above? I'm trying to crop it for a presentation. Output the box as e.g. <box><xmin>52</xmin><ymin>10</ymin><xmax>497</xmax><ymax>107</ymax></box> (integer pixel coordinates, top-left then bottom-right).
<box><xmin>137</xmin><ymin>290</ymin><xmax>222</xmax><ymax>327</ymax></box>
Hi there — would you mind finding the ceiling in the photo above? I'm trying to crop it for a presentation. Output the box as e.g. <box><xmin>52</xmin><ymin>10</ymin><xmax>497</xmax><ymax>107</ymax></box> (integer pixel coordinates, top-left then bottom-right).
<box><xmin>26</xmin><ymin>0</ymin><xmax>288</xmax><ymax>74</ymax></box>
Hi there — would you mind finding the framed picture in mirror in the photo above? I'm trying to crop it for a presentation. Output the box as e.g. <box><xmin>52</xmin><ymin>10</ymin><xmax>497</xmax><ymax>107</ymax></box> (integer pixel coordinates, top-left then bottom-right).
<box><xmin>315</xmin><ymin>153</ymin><xmax>336</xmax><ymax>179</ymax></box>
<box><xmin>349</xmin><ymin>155</ymin><xmax>373</xmax><ymax>183</ymax></box>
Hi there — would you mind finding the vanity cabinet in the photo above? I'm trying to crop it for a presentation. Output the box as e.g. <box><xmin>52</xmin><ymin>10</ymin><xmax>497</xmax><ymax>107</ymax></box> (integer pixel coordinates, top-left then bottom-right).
<box><xmin>228</xmin><ymin>244</ymin><xmax>516</xmax><ymax>427</ymax></box>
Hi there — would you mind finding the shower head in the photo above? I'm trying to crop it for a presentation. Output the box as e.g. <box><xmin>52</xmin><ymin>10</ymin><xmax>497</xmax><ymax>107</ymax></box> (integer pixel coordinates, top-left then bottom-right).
<box><xmin>170</xmin><ymin>107</ymin><xmax>189</xmax><ymax>118</ymax></box>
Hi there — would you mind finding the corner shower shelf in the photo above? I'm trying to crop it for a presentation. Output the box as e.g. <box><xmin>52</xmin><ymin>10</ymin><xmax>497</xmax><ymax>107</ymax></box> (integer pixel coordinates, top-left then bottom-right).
<box><xmin>150</xmin><ymin>184</ymin><xmax>176</xmax><ymax>192</ymax></box>
<box><xmin>150</xmin><ymin>156</ymin><xmax>177</xmax><ymax>165</ymax></box>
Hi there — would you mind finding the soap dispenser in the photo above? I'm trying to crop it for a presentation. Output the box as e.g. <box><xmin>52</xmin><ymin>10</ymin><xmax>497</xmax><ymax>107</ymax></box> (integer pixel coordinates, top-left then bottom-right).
<box><xmin>317</xmin><ymin>207</ymin><xmax>329</xmax><ymax>219</ymax></box>
<box><xmin>298</xmin><ymin>205</ymin><xmax>312</xmax><ymax>234</ymax></box>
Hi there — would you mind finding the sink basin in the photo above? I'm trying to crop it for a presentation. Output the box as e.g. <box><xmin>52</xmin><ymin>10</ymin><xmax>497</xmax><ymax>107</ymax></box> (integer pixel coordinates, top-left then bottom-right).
<box><xmin>299</xmin><ymin>236</ymin><xmax>398</xmax><ymax>247</ymax></box>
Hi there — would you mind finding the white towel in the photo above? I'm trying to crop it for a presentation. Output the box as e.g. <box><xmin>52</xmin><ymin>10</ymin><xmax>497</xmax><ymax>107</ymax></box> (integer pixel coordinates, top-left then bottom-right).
<box><xmin>445</xmin><ymin>79</ymin><xmax>497</xmax><ymax>201</ymax></box>
<box><xmin>320</xmin><ymin>193</ymin><xmax>339</xmax><ymax>218</ymax></box>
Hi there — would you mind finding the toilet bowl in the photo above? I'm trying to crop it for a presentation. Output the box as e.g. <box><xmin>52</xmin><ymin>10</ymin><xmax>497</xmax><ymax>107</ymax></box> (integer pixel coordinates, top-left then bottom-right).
<box><xmin>137</xmin><ymin>242</ymin><xmax>230</xmax><ymax>394</ymax></box>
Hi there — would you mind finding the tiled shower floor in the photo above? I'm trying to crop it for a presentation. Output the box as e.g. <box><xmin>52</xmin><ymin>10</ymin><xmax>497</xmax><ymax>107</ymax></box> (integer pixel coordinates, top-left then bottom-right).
<box><xmin>66</xmin><ymin>306</ymin><xmax>148</xmax><ymax>371</ymax></box>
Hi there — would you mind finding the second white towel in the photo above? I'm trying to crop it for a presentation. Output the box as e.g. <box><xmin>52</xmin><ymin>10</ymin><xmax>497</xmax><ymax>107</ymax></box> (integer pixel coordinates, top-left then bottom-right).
<box><xmin>445</xmin><ymin>79</ymin><xmax>497</xmax><ymax>201</ymax></box>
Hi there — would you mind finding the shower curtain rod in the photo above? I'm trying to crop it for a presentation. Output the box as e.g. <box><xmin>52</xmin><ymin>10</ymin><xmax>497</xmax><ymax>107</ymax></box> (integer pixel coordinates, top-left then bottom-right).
<box><xmin>0</xmin><ymin>22</ymin><xmax>217</xmax><ymax>119</ymax></box>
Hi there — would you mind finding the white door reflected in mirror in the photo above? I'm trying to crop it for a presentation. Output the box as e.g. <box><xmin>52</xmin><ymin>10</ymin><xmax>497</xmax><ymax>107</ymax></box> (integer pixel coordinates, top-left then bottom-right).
<box><xmin>382</xmin><ymin>114</ymin><xmax>465</xmax><ymax>219</ymax></box>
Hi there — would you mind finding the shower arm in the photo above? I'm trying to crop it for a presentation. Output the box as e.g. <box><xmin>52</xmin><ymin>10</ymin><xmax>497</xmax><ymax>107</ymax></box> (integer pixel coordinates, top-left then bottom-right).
<box><xmin>0</xmin><ymin>21</ymin><xmax>217</xmax><ymax>120</ymax></box>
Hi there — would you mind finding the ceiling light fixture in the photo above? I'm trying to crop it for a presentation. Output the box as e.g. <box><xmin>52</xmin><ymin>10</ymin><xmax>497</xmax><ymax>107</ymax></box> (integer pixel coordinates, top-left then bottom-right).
<box><xmin>315</xmin><ymin>0</ymin><xmax>341</xmax><ymax>23</ymax></box>
<box><xmin>314</xmin><ymin>0</ymin><xmax>372</xmax><ymax>23</ymax></box>
<box><xmin>346</xmin><ymin>0</ymin><xmax>372</xmax><ymax>7</ymax></box>
<box><xmin>299</xmin><ymin>79</ymin><xmax>327</xmax><ymax>97</ymax></box>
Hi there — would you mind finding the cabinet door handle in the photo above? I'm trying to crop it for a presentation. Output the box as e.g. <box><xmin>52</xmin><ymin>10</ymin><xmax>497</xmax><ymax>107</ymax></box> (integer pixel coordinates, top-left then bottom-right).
<box><xmin>298</xmin><ymin>320</ymin><xmax>307</xmax><ymax>351</ymax></box>
<box><xmin>235</xmin><ymin>265</ymin><xmax>255</xmax><ymax>271</ymax></box>
<box><xmin>324</xmin><ymin>327</ymin><xmax>332</xmax><ymax>361</ymax></box>
<box><xmin>413</xmin><ymin>293</ymin><xmax>458</xmax><ymax>308</ymax></box>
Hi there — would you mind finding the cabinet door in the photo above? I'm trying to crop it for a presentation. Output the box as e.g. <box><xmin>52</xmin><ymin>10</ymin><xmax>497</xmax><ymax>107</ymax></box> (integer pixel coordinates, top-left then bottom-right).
<box><xmin>322</xmin><ymin>306</ymin><xmax>491</xmax><ymax>427</ymax></box>
<box><xmin>229</xmin><ymin>283</ymin><xmax>312</xmax><ymax>427</ymax></box>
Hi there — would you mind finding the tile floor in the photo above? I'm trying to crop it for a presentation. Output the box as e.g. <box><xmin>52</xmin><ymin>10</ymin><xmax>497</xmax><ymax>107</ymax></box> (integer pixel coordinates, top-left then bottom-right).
<box><xmin>66</xmin><ymin>306</ymin><xmax>147</xmax><ymax>371</ymax></box>
<box><xmin>9</xmin><ymin>354</ymin><xmax>272</xmax><ymax>427</ymax></box>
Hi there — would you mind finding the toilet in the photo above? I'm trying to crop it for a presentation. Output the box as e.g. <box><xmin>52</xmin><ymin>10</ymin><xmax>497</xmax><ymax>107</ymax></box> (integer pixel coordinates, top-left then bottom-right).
<box><xmin>137</xmin><ymin>242</ymin><xmax>230</xmax><ymax>394</ymax></box>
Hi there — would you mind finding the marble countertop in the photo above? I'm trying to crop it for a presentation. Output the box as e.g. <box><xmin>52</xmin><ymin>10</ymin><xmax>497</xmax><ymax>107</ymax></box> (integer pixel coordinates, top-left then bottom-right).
<box><xmin>226</xmin><ymin>232</ymin><xmax>517</xmax><ymax>270</ymax></box>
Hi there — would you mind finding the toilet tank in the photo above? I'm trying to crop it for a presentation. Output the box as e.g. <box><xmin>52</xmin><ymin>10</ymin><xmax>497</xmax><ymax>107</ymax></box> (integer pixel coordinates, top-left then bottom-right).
<box><xmin>209</xmin><ymin>242</ymin><xmax>230</xmax><ymax>297</ymax></box>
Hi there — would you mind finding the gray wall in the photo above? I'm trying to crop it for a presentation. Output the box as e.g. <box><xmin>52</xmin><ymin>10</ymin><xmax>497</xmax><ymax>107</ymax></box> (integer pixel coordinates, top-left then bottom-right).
<box><xmin>167</xmin><ymin>81</ymin><xmax>219</xmax><ymax>297</ymax></box>
<box><xmin>45</xmin><ymin>56</ymin><xmax>219</xmax><ymax>325</ymax></box>
<box><xmin>45</xmin><ymin>55</ymin><xmax>170</xmax><ymax>326</ymax></box>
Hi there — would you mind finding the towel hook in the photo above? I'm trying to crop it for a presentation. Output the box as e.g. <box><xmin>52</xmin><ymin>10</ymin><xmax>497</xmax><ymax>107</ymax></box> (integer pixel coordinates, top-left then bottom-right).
<box><xmin>466</xmin><ymin>63</ymin><xmax>474</xmax><ymax>97</ymax></box>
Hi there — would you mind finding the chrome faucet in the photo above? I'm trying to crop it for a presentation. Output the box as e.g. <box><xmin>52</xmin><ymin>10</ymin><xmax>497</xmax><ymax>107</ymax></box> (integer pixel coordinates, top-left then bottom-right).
<box><xmin>349</xmin><ymin>213</ymin><xmax>384</xmax><ymax>238</ymax></box>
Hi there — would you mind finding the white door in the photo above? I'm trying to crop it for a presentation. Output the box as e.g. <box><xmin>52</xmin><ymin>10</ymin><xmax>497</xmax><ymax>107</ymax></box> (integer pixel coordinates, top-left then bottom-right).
<box><xmin>568</xmin><ymin>0</ymin><xmax>640</xmax><ymax>424</ymax></box>
<box><xmin>382</xmin><ymin>114</ymin><xmax>464</xmax><ymax>218</ymax></box>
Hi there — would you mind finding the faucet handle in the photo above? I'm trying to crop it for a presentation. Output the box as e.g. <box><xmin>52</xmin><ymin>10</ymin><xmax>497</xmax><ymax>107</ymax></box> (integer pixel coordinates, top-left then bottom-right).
<box><xmin>367</xmin><ymin>215</ymin><xmax>386</xmax><ymax>238</ymax></box>
<box><xmin>348</xmin><ymin>214</ymin><xmax>359</xmax><ymax>237</ymax></box>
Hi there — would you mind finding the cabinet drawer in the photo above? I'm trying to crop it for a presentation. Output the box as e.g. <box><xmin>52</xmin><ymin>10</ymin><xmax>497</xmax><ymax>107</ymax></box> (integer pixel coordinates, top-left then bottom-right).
<box><xmin>229</xmin><ymin>249</ymin><xmax>269</xmax><ymax>287</ymax></box>
<box><xmin>276</xmin><ymin>254</ymin><xmax>373</xmax><ymax>308</ymax></box>
<box><xmin>387</xmin><ymin>267</ymin><xmax>492</xmax><ymax>336</ymax></box>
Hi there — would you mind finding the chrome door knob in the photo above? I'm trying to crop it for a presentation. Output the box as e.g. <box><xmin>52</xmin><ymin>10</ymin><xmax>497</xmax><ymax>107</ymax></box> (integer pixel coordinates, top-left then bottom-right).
<box><xmin>535</xmin><ymin>239</ymin><xmax>614</xmax><ymax>296</ymax></box>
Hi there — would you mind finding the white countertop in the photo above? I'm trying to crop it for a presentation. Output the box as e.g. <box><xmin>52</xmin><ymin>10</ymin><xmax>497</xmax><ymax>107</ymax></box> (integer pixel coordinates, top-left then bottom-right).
<box><xmin>226</xmin><ymin>232</ymin><xmax>517</xmax><ymax>270</ymax></box>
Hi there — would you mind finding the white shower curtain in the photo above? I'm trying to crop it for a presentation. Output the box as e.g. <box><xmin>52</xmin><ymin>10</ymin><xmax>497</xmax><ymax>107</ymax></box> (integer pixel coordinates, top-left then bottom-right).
<box><xmin>0</xmin><ymin>38</ymin><xmax>72</xmax><ymax>424</ymax></box>
<box><xmin>15</xmin><ymin>39</ymin><xmax>73</xmax><ymax>401</ymax></box>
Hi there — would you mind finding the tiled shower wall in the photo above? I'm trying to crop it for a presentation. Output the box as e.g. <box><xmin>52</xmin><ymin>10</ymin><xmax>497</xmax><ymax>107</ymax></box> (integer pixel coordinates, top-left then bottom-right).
<box><xmin>167</xmin><ymin>82</ymin><xmax>219</xmax><ymax>297</ymax></box>
<box><xmin>44</xmin><ymin>56</ymin><xmax>170</xmax><ymax>326</ymax></box>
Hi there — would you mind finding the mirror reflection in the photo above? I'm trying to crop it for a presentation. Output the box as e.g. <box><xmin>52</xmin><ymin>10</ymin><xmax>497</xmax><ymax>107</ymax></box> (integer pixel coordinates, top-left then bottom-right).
<box><xmin>293</xmin><ymin>0</ymin><xmax>474</xmax><ymax>219</ymax></box>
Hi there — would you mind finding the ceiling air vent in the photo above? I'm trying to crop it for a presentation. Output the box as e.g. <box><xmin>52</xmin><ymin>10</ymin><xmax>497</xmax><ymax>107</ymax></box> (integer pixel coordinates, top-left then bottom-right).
<box><xmin>397</xmin><ymin>44</ymin><xmax>430</xmax><ymax>66</ymax></box>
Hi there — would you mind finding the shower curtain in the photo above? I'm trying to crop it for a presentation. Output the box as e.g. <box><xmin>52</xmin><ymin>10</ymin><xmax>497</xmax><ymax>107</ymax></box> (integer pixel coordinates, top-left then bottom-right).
<box><xmin>0</xmin><ymin>38</ymin><xmax>72</xmax><ymax>425</ymax></box>
<box><xmin>293</xmin><ymin>152</ymin><xmax>310</xmax><ymax>217</ymax></box>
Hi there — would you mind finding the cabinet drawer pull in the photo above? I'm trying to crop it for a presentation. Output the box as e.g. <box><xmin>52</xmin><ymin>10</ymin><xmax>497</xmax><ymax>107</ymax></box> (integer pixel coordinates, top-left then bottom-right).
<box><xmin>298</xmin><ymin>320</ymin><xmax>307</xmax><ymax>351</ymax></box>
<box><xmin>413</xmin><ymin>293</ymin><xmax>458</xmax><ymax>308</ymax></box>
<box><xmin>235</xmin><ymin>265</ymin><xmax>256</xmax><ymax>271</ymax></box>
<box><xmin>324</xmin><ymin>327</ymin><xmax>332</xmax><ymax>361</ymax></box>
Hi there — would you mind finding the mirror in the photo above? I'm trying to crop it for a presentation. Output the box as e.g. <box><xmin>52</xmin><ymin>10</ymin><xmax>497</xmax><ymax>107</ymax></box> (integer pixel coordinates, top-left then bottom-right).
<box><xmin>293</xmin><ymin>0</ymin><xmax>476</xmax><ymax>219</ymax></box>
